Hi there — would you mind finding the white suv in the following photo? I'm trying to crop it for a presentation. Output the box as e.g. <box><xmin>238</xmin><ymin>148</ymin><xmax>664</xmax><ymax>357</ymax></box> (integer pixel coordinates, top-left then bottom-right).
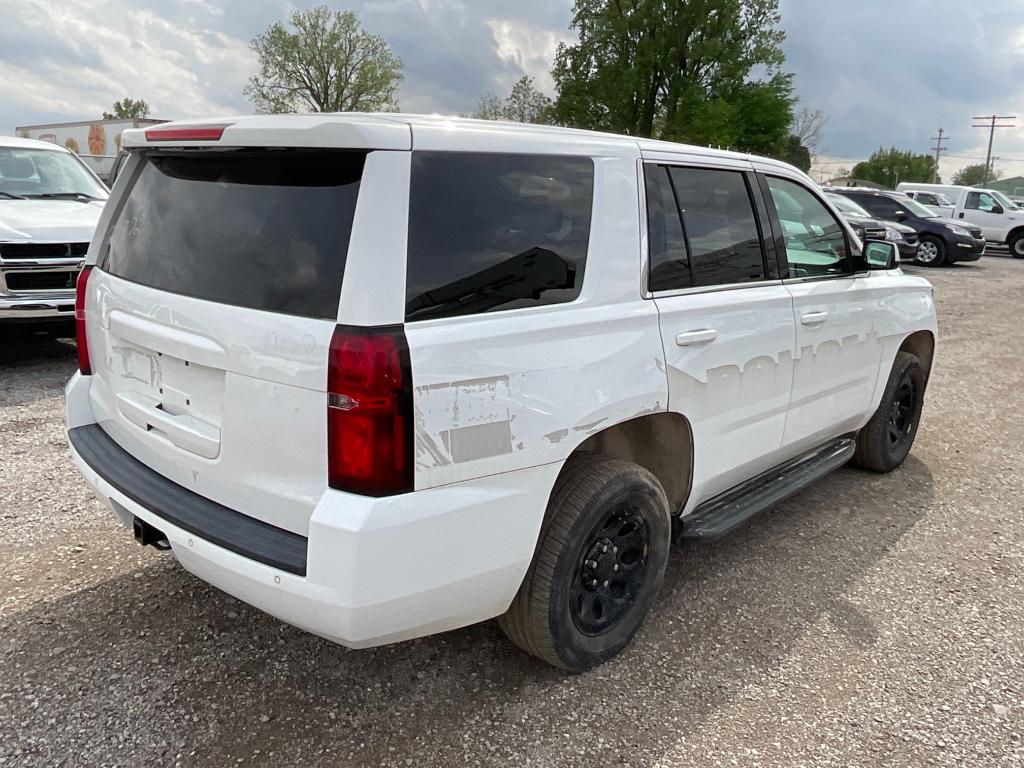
<box><xmin>66</xmin><ymin>115</ymin><xmax>937</xmax><ymax>670</ymax></box>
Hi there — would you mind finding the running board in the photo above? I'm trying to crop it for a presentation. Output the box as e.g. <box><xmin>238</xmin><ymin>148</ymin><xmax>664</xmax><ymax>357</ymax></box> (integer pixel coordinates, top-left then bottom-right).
<box><xmin>678</xmin><ymin>436</ymin><xmax>856</xmax><ymax>540</ymax></box>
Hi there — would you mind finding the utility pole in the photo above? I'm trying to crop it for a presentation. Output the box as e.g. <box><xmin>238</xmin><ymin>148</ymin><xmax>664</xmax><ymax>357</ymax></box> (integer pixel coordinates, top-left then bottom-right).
<box><xmin>929</xmin><ymin>128</ymin><xmax>948</xmax><ymax>183</ymax></box>
<box><xmin>972</xmin><ymin>114</ymin><xmax>1016</xmax><ymax>185</ymax></box>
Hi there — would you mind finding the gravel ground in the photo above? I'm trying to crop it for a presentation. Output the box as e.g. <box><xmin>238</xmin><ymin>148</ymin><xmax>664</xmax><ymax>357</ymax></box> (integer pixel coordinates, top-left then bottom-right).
<box><xmin>1</xmin><ymin>256</ymin><xmax>1023</xmax><ymax>768</ymax></box>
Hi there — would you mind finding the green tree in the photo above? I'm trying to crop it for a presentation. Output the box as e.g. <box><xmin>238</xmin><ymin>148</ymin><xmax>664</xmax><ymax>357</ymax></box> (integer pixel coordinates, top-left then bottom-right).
<box><xmin>780</xmin><ymin>135</ymin><xmax>811</xmax><ymax>172</ymax></box>
<box><xmin>551</xmin><ymin>0</ymin><xmax>793</xmax><ymax>153</ymax></box>
<box><xmin>245</xmin><ymin>6</ymin><xmax>403</xmax><ymax>113</ymax></box>
<box><xmin>953</xmin><ymin>163</ymin><xmax>1002</xmax><ymax>186</ymax></box>
<box><xmin>472</xmin><ymin>92</ymin><xmax>506</xmax><ymax>121</ymax></box>
<box><xmin>472</xmin><ymin>76</ymin><xmax>553</xmax><ymax>124</ymax></box>
<box><xmin>852</xmin><ymin>147</ymin><xmax>939</xmax><ymax>188</ymax></box>
<box><xmin>103</xmin><ymin>97</ymin><xmax>150</xmax><ymax>119</ymax></box>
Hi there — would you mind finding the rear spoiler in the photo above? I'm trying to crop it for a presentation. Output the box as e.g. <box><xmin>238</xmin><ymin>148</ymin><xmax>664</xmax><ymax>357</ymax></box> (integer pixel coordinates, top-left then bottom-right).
<box><xmin>121</xmin><ymin>115</ymin><xmax>412</xmax><ymax>151</ymax></box>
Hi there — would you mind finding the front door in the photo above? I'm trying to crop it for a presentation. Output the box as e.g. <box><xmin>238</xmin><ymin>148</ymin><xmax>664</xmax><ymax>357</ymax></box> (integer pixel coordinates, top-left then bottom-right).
<box><xmin>644</xmin><ymin>162</ymin><xmax>796</xmax><ymax>507</ymax></box>
<box><xmin>760</xmin><ymin>174</ymin><xmax>886</xmax><ymax>453</ymax></box>
<box><xmin>960</xmin><ymin>190</ymin><xmax>1012</xmax><ymax>241</ymax></box>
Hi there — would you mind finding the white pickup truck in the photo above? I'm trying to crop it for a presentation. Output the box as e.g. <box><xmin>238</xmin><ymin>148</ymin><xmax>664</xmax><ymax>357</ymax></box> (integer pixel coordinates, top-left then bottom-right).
<box><xmin>897</xmin><ymin>182</ymin><xmax>1024</xmax><ymax>256</ymax></box>
<box><xmin>0</xmin><ymin>136</ymin><xmax>108</xmax><ymax>332</ymax></box>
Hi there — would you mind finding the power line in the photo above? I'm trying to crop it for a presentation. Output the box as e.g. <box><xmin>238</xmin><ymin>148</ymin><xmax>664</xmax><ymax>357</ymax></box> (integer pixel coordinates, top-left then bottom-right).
<box><xmin>971</xmin><ymin>114</ymin><xmax>1016</xmax><ymax>185</ymax></box>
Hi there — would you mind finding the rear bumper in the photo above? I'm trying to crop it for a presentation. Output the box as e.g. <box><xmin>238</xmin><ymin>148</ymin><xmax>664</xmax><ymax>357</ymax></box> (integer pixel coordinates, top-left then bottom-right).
<box><xmin>0</xmin><ymin>291</ymin><xmax>76</xmax><ymax>320</ymax></box>
<box><xmin>65</xmin><ymin>372</ymin><xmax>555</xmax><ymax>649</ymax></box>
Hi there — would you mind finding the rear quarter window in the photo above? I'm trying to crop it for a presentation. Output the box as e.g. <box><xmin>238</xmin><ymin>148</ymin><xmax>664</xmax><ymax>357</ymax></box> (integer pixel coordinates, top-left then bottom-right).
<box><xmin>101</xmin><ymin>150</ymin><xmax>365</xmax><ymax>320</ymax></box>
<box><xmin>405</xmin><ymin>152</ymin><xmax>595</xmax><ymax>322</ymax></box>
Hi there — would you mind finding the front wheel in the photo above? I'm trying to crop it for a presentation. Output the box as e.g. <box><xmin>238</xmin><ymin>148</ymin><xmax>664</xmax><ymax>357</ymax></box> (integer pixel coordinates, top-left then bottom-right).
<box><xmin>498</xmin><ymin>455</ymin><xmax>671</xmax><ymax>671</ymax></box>
<box><xmin>852</xmin><ymin>351</ymin><xmax>926</xmax><ymax>472</ymax></box>
<box><xmin>916</xmin><ymin>236</ymin><xmax>946</xmax><ymax>267</ymax></box>
<box><xmin>1008</xmin><ymin>231</ymin><xmax>1024</xmax><ymax>259</ymax></box>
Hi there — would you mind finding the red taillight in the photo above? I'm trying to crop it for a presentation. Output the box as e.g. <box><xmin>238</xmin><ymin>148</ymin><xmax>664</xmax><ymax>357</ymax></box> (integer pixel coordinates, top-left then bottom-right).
<box><xmin>75</xmin><ymin>266</ymin><xmax>93</xmax><ymax>375</ymax></box>
<box><xmin>144</xmin><ymin>125</ymin><xmax>230</xmax><ymax>142</ymax></box>
<box><xmin>327</xmin><ymin>325</ymin><xmax>413</xmax><ymax>496</ymax></box>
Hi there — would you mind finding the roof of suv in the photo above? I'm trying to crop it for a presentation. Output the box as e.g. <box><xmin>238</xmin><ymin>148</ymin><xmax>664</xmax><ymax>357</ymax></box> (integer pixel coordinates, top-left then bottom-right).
<box><xmin>0</xmin><ymin>135</ymin><xmax>72</xmax><ymax>152</ymax></box>
<box><xmin>121</xmin><ymin>112</ymin><xmax>798</xmax><ymax>173</ymax></box>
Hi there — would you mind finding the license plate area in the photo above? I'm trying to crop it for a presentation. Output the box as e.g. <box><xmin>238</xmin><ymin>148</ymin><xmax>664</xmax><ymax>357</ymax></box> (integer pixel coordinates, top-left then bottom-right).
<box><xmin>108</xmin><ymin>337</ymin><xmax>226</xmax><ymax>458</ymax></box>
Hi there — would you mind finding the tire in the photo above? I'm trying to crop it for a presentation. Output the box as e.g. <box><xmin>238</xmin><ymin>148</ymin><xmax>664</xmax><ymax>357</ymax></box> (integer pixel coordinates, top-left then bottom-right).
<box><xmin>852</xmin><ymin>351</ymin><xmax>926</xmax><ymax>473</ymax></box>
<box><xmin>498</xmin><ymin>454</ymin><xmax>671</xmax><ymax>671</ymax></box>
<box><xmin>1009</xmin><ymin>231</ymin><xmax>1024</xmax><ymax>259</ymax></box>
<box><xmin>916</xmin><ymin>235</ymin><xmax>946</xmax><ymax>267</ymax></box>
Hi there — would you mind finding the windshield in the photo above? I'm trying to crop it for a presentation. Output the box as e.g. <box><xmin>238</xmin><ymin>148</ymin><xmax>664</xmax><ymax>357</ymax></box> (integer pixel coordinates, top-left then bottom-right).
<box><xmin>898</xmin><ymin>195</ymin><xmax>937</xmax><ymax>218</ymax></box>
<box><xmin>826</xmin><ymin>194</ymin><xmax>871</xmax><ymax>217</ymax></box>
<box><xmin>0</xmin><ymin>147</ymin><xmax>108</xmax><ymax>200</ymax></box>
<box><xmin>990</xmin><ymin>190</ymin><xmax>1019</xmax><ymax>210</ymax></box>
<box><xmin>933</xmin><ymin>192</ymin><xmax>953</xmax><ymax>205</ymax></box>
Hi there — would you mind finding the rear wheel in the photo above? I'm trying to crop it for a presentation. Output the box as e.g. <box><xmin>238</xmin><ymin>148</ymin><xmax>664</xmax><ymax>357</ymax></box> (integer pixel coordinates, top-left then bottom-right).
<box><xmin>853</xmin><ymin>351</ymin><xmax>926</xmax><ymax>472</ymax></box>
<box><xmin>498</xmin><ymin>455</ymin><xmax>671</xmax><ymax>671</ymax></box>
<box><xmin>916</xmin><ymin>236</ymin><xmax>946</xmax><ymax>266</ymax></box>
<box><xmin>1009</xmin><ymin>231</ymin><xmax>1024</xmax><ymax>259</ymax></box>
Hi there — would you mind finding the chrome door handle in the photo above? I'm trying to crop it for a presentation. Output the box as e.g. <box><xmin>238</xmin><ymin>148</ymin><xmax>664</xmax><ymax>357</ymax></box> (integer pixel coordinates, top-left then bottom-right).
<box><xmin>675</xmin><ymin>329</ymin><xmax>718</xmax><ymax>346</ymax></box>
<box><xmin>801</xmin><ymin>311</ymin><xmax>829</xmax><ymax>326</ymax></box>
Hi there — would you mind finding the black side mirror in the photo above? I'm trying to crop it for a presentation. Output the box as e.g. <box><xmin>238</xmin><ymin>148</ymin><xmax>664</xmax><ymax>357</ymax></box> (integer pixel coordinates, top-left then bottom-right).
<box><xmin>893</xmin><ymin>209</ymin><xmax>907</xmax><ymax>220</ymax></box>
<box><xmin>864</xmin><ymin>241</ymin><xmax>898</xmax><ymax>270</ymax></box>
<box><xmin>991</xmin><ymin>204</ymin><xmax>1004</xmax><ymax>215</ymax></box>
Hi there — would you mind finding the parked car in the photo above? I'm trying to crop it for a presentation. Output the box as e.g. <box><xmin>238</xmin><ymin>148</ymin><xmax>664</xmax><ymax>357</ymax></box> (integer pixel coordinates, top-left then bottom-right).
<box><xmin>900</xmin><ymin>189</ymin><xmax>956</xmax><ymax>218</ymax></box>
<box><xmin>0</xmin><ymin>136</ymin><xmax>108</xmax><ymax>334</ymax></box>
<box><xmin>106</xmin><ymin>150</ymin><xmax>129</xmax><ymax>187</ymax></box>
<box><xmin>66</xmin><ymin>115</ymin><xmax>937</xmax><ymax>671</ymax></box>
<box><xmin>896</xmin><ymin>182</ymin><xmax>1024</xmax><ymax>255</ymax></box>
<box><xmin>834</xmin><ymin>188</ymin><xmax>985</xmax><ymax>266</ymax></box>
<box><xmin>824</xmin><ymin>191</ymin><xmax>920</xmax><ymax>263</ymax></box>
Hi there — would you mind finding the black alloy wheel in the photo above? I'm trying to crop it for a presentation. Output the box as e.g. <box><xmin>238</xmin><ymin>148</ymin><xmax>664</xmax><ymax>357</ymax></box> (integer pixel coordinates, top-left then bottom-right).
<box><xmin>570</xmin><ymin>502</ymin><xmax>650</xmax><ymax>636</ymax></box>
<box><xmin>852</xmin><ymin>351</ymin><xmax>927</xmax><ymax>473</ymax></box>
<box><xmin>887</xmin><ymin>373</ymin><xmax>919</xmax><ymax>450</ymax></box>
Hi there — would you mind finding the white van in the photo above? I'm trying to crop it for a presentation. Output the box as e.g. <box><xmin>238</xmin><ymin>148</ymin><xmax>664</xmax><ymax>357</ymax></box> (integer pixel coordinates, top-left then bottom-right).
<box><xmin>897</xmin><ymin>182</ymin><xmax>1024</xmax><ymax>254</ymax></box>
<box><xmin>67</xmin><ymin>115</ymin><xmax>937</xmax><ymax>670</ymax></box>
<box><xmin>899</xmin><ymin>188</ymin><xmax>956</xmax><ymax>218</ymax></box>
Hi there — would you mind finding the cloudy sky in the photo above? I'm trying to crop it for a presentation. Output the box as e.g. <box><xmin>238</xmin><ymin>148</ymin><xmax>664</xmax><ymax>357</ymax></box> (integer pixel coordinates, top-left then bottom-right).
<box><xmin>3</xmin><ymin>0</ymin><xmax>1024</xmax><ymax>180</ymax></box>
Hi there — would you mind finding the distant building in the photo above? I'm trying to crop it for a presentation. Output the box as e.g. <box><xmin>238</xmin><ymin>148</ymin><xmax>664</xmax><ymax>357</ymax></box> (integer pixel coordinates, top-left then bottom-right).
<box><xmin>986</xmin><ymin>176</ymin><xmax>1024</xmax><ymax>197</ymax></box>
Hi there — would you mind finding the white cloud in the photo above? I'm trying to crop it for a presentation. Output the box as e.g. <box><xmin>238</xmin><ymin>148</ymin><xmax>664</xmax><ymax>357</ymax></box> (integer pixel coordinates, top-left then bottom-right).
<box><xmin>0</xmin><ymin>0</ymin><xmax>252</xmax><ymax>130</ymax></box>
<box><xmin>485</xmin><ymin>19</ymin><xmax>567</xmax><ymax>95</ymax></box>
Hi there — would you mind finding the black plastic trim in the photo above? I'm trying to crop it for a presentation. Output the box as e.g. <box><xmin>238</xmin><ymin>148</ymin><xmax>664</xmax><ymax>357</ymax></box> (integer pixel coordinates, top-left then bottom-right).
<box><xmin>69</xmin><ymin>424</ymin><xmax>308</xmax><ymax>575</ymax></box>
<box><xmin>679</xmin><ymin>436</ymin><xmax>857</xmax><ymax>540</ymax></box>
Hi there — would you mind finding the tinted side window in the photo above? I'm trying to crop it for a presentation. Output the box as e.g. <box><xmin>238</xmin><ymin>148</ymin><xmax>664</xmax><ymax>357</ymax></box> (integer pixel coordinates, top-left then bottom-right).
<box><xmin>862</xmin><ymin>195</ymin><xmax>905</xmax><ymax>220</ymax></box>
<box><xmin>644</xmin><ymin>165</ymin><xmax>690</xmax><ymax>291</ymax></box>
<box><xmin>667</xmin><ymin>167</ymin><xmax>766</xmax><ymax>286</ymax></box>
<box><xmin>766</xmin><ymin>176</ymin><xmax>852</xmax><ymax>278</ymax></box>
<box><xmin>406</xmin><ymin>152</ymin><xmax>594</xmax><ymax>322</ymax></box>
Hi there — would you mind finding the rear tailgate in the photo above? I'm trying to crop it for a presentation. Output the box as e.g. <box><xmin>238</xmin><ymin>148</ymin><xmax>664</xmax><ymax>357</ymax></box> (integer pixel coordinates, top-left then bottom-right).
<box><xmin>83</xmin><ymin>141</ymin><xmax>382</xmax><ymax>537</ymax></box>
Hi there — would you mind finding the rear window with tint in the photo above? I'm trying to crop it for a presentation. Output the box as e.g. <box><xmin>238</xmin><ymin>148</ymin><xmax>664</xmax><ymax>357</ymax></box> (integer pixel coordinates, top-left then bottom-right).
<box><xmin>406</xmin><ymin>152</ymin><xmax>595</xmax><ymax>322</ymax></box>
<box><xmin>101</xmin><ymin>150</ymin><xmax>365</xmax><ymax>319</ymax></box>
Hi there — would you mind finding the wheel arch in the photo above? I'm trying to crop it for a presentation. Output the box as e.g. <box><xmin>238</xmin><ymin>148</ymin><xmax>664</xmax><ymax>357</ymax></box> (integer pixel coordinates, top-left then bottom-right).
<box><xmin>899</xmin><ymin>329</ymin><xmax>935</xmax><ymax>379</ymax></box>
<box><xmin>567</xmin><ymin>412</ymin><xmax>693</xmax><ymax>516</ymax></box>
<box><xmin>1005</xmin><ymin>226</ymin><xmax>1024</xmax><ymax>246</ymax></box>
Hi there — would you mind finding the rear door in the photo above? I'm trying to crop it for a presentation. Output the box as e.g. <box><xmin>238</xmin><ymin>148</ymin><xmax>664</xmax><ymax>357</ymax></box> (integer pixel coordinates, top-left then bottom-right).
<box><xmin>646</xmin><ymin>161</ymin><xmax>796</xmax><ymax>504</ymax></box>
<box><xmin>84</xmin><ymin>147</ymin><xmax>381</xmax><ymax>536</ymax></box>
<box><xmin>759</xmin><ymin>173</ymin><xmax>886</xmax><ymax>453</ymax></box>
